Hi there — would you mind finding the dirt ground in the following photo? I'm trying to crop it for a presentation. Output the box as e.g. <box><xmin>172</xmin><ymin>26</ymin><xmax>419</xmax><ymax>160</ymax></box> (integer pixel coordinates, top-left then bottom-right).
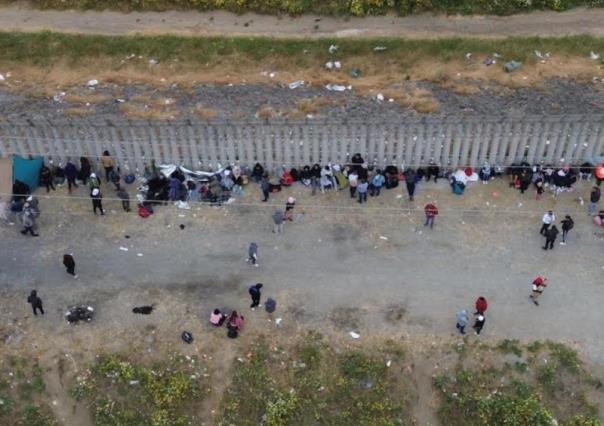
<box><xmin>1</xmin><ymin>175</ymin><xmax>604</xmax><ymax>424</ymax></box>
<box><xmin>2</xmin><ymin>4</ymin><xmax>604</xmax><ymax>38</ymax></box>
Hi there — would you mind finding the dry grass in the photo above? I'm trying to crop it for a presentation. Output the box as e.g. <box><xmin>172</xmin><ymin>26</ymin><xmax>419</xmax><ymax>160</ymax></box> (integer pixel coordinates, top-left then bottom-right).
<box><xmin>63</xmin><ymin>92</ymin><xmax>110</xmax><ymax>104</ymax></box>
<box><xmin>195</xmin><ymin>106</ymin><xmax>218</xmax><ymax>120</ymax></box>
<box><xmin>118</xmin><ymin>103</ymin><xmax>179</xmax><ymax>119</ymax></box>
<box><xmin>63</xmin><ymin>107</ymin><xmax>91</xmax><ymax>117</ymax></box>
<box><xmin>295</xmin><ymin>97</ymin><xmax>335</xmax><ymax>115</ymax></box>
<box><xmin>256</xmin><ymin>105</ymin><xmax>278</xmax><ymax>119</ymax></box>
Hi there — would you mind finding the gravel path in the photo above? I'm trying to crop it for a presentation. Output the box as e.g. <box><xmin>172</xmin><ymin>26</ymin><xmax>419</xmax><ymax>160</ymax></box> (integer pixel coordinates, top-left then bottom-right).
<box><xmin>2</xmin><ymin>5</ymin><xmax>604</xmax><ymax>38</ymax></box>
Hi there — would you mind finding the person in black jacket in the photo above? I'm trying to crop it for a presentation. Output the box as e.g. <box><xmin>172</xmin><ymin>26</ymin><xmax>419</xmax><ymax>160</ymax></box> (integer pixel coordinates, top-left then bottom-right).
<box><xmin>589</xmin><ymin>186</ymin><xmax>601</xmax><ymax>216</ymax></box>
<box><xmin>543</xmin><ymin>225</ymin><xmax>559</xmax><ymax>250</ymax></box>
<box><xmin>40</xmin><ymin>165</ymin><xmax>55</xmax><ymax>192</ymax></box>
<box><xmin>560</xmin><ymin>215</ymin><xmax>574</xmax><ymax>245</ymax></box>
<box><xmin>63</xmin><ymin>254</ymin><xmax>77</xmax><ymax>278</ymax></box>
<box><xmin>79</xmin><ymin>157</ymin><xmax>91</xmax><ymax>185</ymax></box>
<box><xmin>27</xmin><ymin>290</ymin><xmax>44</xmax><ymax>315</ymax></box>
<box><xmin>64</xmin><ymin>160</ymin><xmax>78</xmax><ymax>193</ymax></box>
<box><xmin>91</xmin><ymin>188</ymin><xmax>105</xmax><ymax>215</ymax></box>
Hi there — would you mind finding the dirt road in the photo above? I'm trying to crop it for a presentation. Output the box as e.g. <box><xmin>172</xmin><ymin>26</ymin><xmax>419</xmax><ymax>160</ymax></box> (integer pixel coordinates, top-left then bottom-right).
<box><xmin>2</xmin><ymin>5</ymin><xmax>604</xmax><ymax>38</ymax></box>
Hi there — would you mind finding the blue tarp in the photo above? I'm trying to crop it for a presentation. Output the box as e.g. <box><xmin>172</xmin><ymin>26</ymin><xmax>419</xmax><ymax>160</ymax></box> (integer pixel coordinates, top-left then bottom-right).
<box><xmin>13</xmin><ymin>155</ymin><xmax>43</xmax><ymax>192</ymax></box>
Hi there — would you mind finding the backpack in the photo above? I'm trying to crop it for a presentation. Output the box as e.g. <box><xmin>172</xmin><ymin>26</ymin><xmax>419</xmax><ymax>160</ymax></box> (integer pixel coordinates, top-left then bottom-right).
<box><xmin>138</xmin><ymin>206</ymin><xmax>151</xmax><ymax>218</ymax></box>
<box><xmin>181</xmin><ymin>331</ymin><xmax>193</xmax><ymax>344</ymax></box>
<box><xmin>227</xmin><ymin>328</ymin><xmax>238</xmax><ymax>339</ymax></box>
<box><xmin>564</xmin><ymin>219</ymin><xmax>574</xmax><ymax>230</ymax></box>
<box><xmin>265</xmin><ymin>298</ymin><xmax>277</xmax><ymax>313</ymax></box>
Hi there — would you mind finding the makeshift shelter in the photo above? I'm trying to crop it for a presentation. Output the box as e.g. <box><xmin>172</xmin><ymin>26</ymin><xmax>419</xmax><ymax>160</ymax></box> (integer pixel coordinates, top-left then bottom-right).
<box><xmin>12</xmin><ymin>155</ymin><xmax>43</xmax><ymax>192</ymax></box>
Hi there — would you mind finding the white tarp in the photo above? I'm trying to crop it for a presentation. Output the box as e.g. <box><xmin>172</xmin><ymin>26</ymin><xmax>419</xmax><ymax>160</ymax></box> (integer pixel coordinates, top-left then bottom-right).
<box><xmin>159</xmin><ymin>164</ymin><xmax>224</xmax><ymax>179</ymax></box>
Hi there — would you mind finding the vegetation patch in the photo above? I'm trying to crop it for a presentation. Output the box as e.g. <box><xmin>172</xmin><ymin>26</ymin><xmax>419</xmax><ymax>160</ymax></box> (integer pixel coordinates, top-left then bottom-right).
<box><xmin>16</xmin><ymin>0</ymin><xmax>604</xmax><ymax>17</ymax></box>
<box><xmin>70</xmin><ymin>353</ymin><xmax>210</xmax><ymax>426</ymax></box>
<box><xmin>0</xmin><ymin>356</ymin><xmax>58</xmax><ymax>426</ymax></box>
<box><xmin>219</xmin><ymin>331</ymin><xmax>411</xmax><ymax>425</ymax></box>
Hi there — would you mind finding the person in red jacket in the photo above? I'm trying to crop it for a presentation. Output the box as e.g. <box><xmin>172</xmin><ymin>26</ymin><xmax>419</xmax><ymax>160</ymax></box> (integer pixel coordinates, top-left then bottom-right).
<box><xmin>474</xmin><ymin>296</ymin><xmax>488</xmax><ymax>315</ymax></box>
<box><xmin>530</xmin><ymin>276</ymin><xmax>548</xmax><ymax>306</ymax></box>
<box><xmin>424</xmin><ymin>203</ymin><xmax>438</xmax><ymax>229</ymax></box>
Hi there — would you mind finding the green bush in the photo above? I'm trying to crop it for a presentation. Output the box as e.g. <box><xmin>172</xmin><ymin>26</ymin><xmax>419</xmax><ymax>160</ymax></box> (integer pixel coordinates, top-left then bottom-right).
<box><xmin>25</xmin><ymin>0</ymin><xmax>604</xmax><ymax>15</ymax></box>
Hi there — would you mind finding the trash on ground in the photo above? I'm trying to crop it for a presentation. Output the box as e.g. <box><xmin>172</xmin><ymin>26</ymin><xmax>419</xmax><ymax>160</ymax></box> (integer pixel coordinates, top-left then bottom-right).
<box><xmin>179</xmin><ymin>224</ymin><xmax>185</xmax><ymax>230</ymax></box>
<box><xmin>503</xmin><ymin>61</ymin><xmax>522</xmax><ymax>73</ymax></box>
<box><xmin>53</xmin><ymin>92</ymin><xmax>66</xmax><ymax>103</ymax></box>
<box><xmin>493</xmin><ymin>52</ymin><xmax>502</xmax><ymax>58</ymax></box>
<box><xmin>350</xmin><ymin>68</ymin><xmax>361</xmax><ymax>78</ymax></box>
<box><xmin>65</xmin><ymin>305</ymin><xmax>94</xmax><ymax>324</ymax></box>
<box><xmin>86</xmin><ymin>79</ymin><xmax>98</xmax><ymax>87</ymax></box>
<box><xmin>119</xmin><ymin>246</ymin><xmax>129</xmax><ymax>251</ymax></box>
<box><xmin>590</xmin><ymin>51</ymin><xmax>600</xmax><ymax>60</ymax></box>
<box><xmin>376</xmin><ymin>93</ymin><xmax>384</xmax><ymax>101</ymax></box>
<box><xmin>175</xmin><ymin>200</ymin><xmax>191</xmax><ymax>209</ymax></box>
<box><xmin>275</xmin><ymin>318</ymin><xmax>283</xmax><ymax>326</ymax></box>
<box><xmin>386</xmin><ymin>360</ymin><xmax>392</xmax><ymax>367</ymax></box>
<box><xmin>379</xmin><ymin>235</ymin><xmax>388</xmax><ymax>240</ymax></box>
<box><xmin>373</xmin><ymin>46</ymin><xmax>387</xmax><ymax>52</ymax></box>
<box><xmin>181</xmin><ymin>331</ymin><xmax>193</xmax><ymax>344</ymax></box>
<box><xmin>325</xmin><ymin>84</ymin><xmax>348</xmax><ymax>92</ymax></box>
<box><xmin>132</xmin><ymin>306</ymin><xmax>153</xmax><ymax>314</ymax></box>
<box><xmin>465</xmin><ymin>53</ymin><xmax>472</xmax><ymax>60</ymax></box>
<box><xmin>349</xmin><ymin>331</ymin><xmax>360</xmax><ymax>339</ymax></box>
<box><xmin>288</xmin><ymin>80</ymin><xmax>305</xmax><ymax>89</ymax></box>
<box><xmin>0</xmin><ymin>74</ymin><xmax>4</xmax><ymax>81</ymax></box>
<box><xmin>137</xmin><ymin>253</ymin><xmax>143</xmax><ymax>257</ymax></box>
<box><xmin>149</xmin><ymin>59</ymin><xmax>158</xmax><ymax>65</ymax></box>
<box><xmin>483</xmin><ymin>57</ymin><xmax>495</xmax><ymax>66</ymax></box>
<box><xmin>325</xmin><ymin>61</ymin><xmax>341</xmax><ymax>70</ymax></box>
<box><xmin>328</xmin><ymin>44</ymin><xmax>338</xmax><ymax>54</ymax></box>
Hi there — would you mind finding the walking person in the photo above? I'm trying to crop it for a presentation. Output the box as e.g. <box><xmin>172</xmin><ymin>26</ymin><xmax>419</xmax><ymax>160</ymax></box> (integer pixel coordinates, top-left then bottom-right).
<box><xmin>530</xmin><ymin>276</ymin><xmax>548</xmax><ymax>306</ymax></box>
<box><xmin>89</xmin><ymin>173</ymin><xmax>101</xmax><ymax>190</ymax></box>
<box><xmin>63</xmin><ymin>254</ymin><xmax>77</xmax><ymax>278</ymax></box>
<box><xmin>101</xmin><ymin>150</ymin><xmax>115</xmax><ymax>183</ymax></box>
<box><xmin>109</xmin><ymin>168</ymin><xmax>121</xmax><ymax>191</ymax></box>
<box><xmin>474</xmin><ymin>296</ymin><xmax>488</xmax><ymax>315</ymax></box>
<box><xmin>272</xmin><ymin>210</ymin><xmax>284</xmax><ymax>234</ymax></box>
<box><xmin>542</xmin><ymin>225</ymin><xmax>559</xmax><ymax>250</ymax></box>
<box><xmin>404</xmin><ymin>168</ymin><xmax>416</xmax><ymax>201</ymax></box>
<box><xmin>370</xmin><ymin>171</ymin><xmax>385</xmax><ymax>196</ymax></box>
<box><xmin>540</xmin><ymin>210</ymin><xmax>555</xmax><ymax>235</ymax></box>
<box><xmin>249</xmin><ymin>283</ymin><xmax>263</xmax><ymax>309</ymax></box>
<box><xmin>357</xmin><ymin>179</ymin><xmax>368</xmax><ymax>204</ymax></box>
<box><xmin>455</xmin><ymin>309</ymin><xmax>469</xmax><ymax>335</ymax></box>
<box><xmin>27</xmin><ymin>290</ymin><xmax>44</xmax><ymax>316</ymax></box>
<box><xmin>261</xmin><ymin>175</ymin><xmax>270</xmax><ymax>202</ymax></box>
<box><xmin>424</xmin><ymin>203</ymin><xmax>438</xmax><ymax>229</ymax></box>
<box><xmin>64</xmin><ymin>160</ymin><xmax>78</xmax><ymax>193</ymax></box>
<box><xmin>20</xmin><ymin>205</ymin><xmax>39</xmax><ymax>237</ymax></box>
<box><xmin>560</xmin><ymin>215</ymin><xmax>574</xmax><ymax>245</ymax></box>
<box><xmin>91</xmin><ymin>188</ymin><xmax>105</xmax><ymax>215</ymax></box>
<box><xmin>247</xmin><ymin>242</ymin><xmax>259</xmax><ymax>267</ymax></box>
<box><xmin>40</xmin><ymin>165</ymin><xmax>55</xmax><ymax>193</ymax></box>
<box><xmin>473</xmin><ymin>313</ymin><xmax>486</xmax><ymax>335</ymax></box>
<box><xmin>116</xmin><ymin>188</ymin><xmax>131</xmax><ymax>212</ymax></box>
<box><xmin>589</xmin><ymin>186</ymin><xmax>601</xmax><ymax>216</ymax></box>
<box><xmin>348</xmin><ymin>169</ymin><xmax>359</xmax><ymax>199</ymax></box>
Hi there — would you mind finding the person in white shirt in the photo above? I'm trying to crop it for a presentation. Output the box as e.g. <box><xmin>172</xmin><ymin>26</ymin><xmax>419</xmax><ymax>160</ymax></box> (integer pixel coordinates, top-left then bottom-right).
<box><xmin>540</xmin><ymin>210</ymin><xmax>555</xmax><ymax>235</ymax></box>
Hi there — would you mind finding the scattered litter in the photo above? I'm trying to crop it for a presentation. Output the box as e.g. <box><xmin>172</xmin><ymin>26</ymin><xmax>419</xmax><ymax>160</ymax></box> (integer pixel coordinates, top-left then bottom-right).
<box><xmin>503</xmin><ymin>61</ymin><xmax>522</xmax><ymax>73</ymax></box>
<box><xmin>379</xmin><ymin>235</ymin><xmax>388</xmax><ymax>240</ymax></box>
<box><xmin>349</xmin><ymin>331</ymin><xmax>360</xmax><ymax>339</ymax></box>
<box><xmin>325</xmin><ymin>61</ymin><xmax>342</xmax><ymax>70</ymax></box>
<box><xmin>133</xmin><ymin>306</ymin><xmax>153</xmax><ymax>314</ymax></box>
<box><xmin>483</xmin><ymin>57</ymin><xmax>495</xmax><ymax>66</ymax></box>
<box><xmin>493</xmin><ymin>52</ymin><xmax>502</xmax><ymax>58</ymax></box>
<box><xmin>376</xmin><ymin>93</ymin><xmax>384</xmax><ymax>101</ymax></box>
<box><xmin>325</xmin><ymin>84</ymin><xmax>348</xmax><ymax>92</ymax></box>
<box><xmin>350</xmin><ymin>67</ymin><xmax>361</xmax><ymax>78</ymax></box>
<box><xmin>534</xmin><ymin>50</ymin><xmax>550</xmax><ymax>60</ymax></box>
<box><xmin>115</xmin><ymin>98</ymin><xmax>126</xmax><ymax>103</ymax></box>
<box><xmin>328</xmin><ymin>44</ymin><xmax>338</xmax><ymax>54</ymax></box>
<box><xmin>373</xmin><ymin>46</ymin><xmax>387</xmax><ymax>52</ymax></box>
<box><xmin>65</xmin><ymin>305</ymin><xmax>94</xmax><ymax>324</ymax></box>
<box><xmin>179</xmin><ymin>224</ymin><xmax>185</xmax><ymax>230</ymax></box>
<box><xmin>137</xmin><ymin>253</ymin><xmax>143</xmax><ymax>257</ymax></box>
<box><xmin>386</xmin><ymin>360</ymin><xmax>392</xmax><ymax>367</ymax></box>
<box><xmin>0</xmin><ymin>74</ymin><xmax>4</xmax><ymax>81</ymax></box>
<box><xmin>334</xmin><ymin>61</ymin><xmax>341</xmax><ymax>69</ymax></box>
<box><xmin>86</xmin><ymin>79</ymin><xmax>98</xmax><ymax>87</ymax></box>
<box><xmin>53</xmin><ymin>92</ymin><xmax>66</xmax><ymax>103</ymax></box>
<box><xmin>175</xmin><ymin>200</ymin><xmax>191</xmax><ymax>209</ymax></box>
<box><xmin>590</xmin><ymin>51</ymin><xmax>600</xmax><ymax>60</ymax></box>
<box><xmin>178</xmin><ymin>214</ymin><xmax>186</xmax><ymax>218</ymax></box>
<box><xmin>181</xmin><ymin>331</ymin><xmax>193</xmax><ymax>344</ymax></box>
<box><xmin>129</xmin><ymin>380</ymin><xmax>139</xmax><ymax>385</ymax></box>
<box><xmin>396</xmin><ymin>194</ymin><xmax>403</xmax><ymax>199</ymax></box>
<box><xmin>388</xmin><ymin>98</ymin><xmax>394</xmax><ymax>103</ymax></box>
<box><xmin>275</xmin><ymin>318</ymin><xmax>283</xmax><ymax>326</ymax></box>
<box><xmin>119</xmin><ymin>246</ymin><xmax>129</xmax><ymax>251</ymax></box>
<box><xmin>517</xmin><ymin>202</ymin><xmax>523</xmax><ymax>207</ymax></box>
<box><xmin>465</xmin><ymin>53</ymin><xmax>472</xmax><ymax>60</ymax></box>
<box><xmin>288</xmin><ymin>80</ymin><xmax>305</xmax><ymax>89</ymax></box>
<box><xmin>149</xmin><ymin>59</ymin><xmax>158</xmax><ymax>65</ymax></box>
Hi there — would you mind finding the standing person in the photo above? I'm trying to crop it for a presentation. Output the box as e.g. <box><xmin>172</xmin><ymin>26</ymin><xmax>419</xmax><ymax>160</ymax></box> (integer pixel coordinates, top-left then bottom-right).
<box><xmin>91</xmin><ymin>188</ymin><xmax>105</xmax><ymax>215</ymax></box>
<box><xmin>540</xmin><ymin>210</ymin><xmax>555</xmax><ymax>235</ymax></box>
<box><xmin>404</xmin><ymin>168</ymin><xmax>416</xmax><ymax>201</ymax></box>
<box><xmin>79</xmin><ymin>157</ymin><xmax>91</xmax><ymax>185</ymax></box>
<box><xmin>284</xmin><ymin>197</ymin><xmax>296</xmax><ymax>221</ymax></box>
<box><xmin>474</xmin><ymin>297</ymin><xmax>488</xmax><ymax>315</ymax></box>
<box><xmin>27</xmin><ymin>290</ymin><xmax>44</xmax><ymax>316</ymax></box>
<box><xmin>370</xmin><ymin>171</ymin><xmax>385</xmax><ymax>197</ymax></box>
<box><xmin>20</xmin><ymin>205</ymin><xmax>39</xmax><ymax>237</ymax></box>
<box><xmin>272</xmin><ymin>210</ymin><xmax>284</xmax><ymax>234</ymax></box>
<box><xmin>535</xmin><ymin>181</ymin><xmax>544</xmax><ymax>200</ymax></box>
<box><xmin>64</xmin><ymin>160</ymin><xmax>78</xmax><ymax>193</ymax></box>
<box><xmin>40</xmin><ymin>165</ymin><xmax>55</xmax><ymax>193</ymax></box>
<box><xmin>348</xmin><ymin>169</ymin><xmax>358</xmax><ymax>199</ymax></box>
<box><xmin>260</xmin><ymin>175</ymin><xmax>270</xmax><ymax>202</ymax></box>
<box><xmin>560</xmin><ymin>215</ymin><xmax>574</xmax><ymax>245</ymax></box>
<box><xmin>424</xmin><ymin>203</ymin><xmax>438</xmax><ymax>229</ymax></box>
<box><xmin>101</xmin><ymin>150</ymin><xmax>115</xmax><ymax>183</ymax></box>
<box><xmin>247</xmin><ymin>242</ymin><xmax>259</xmax><ymax>267</ymax></box>
<box><xmin>473</xmin><ymin>313</ymin><xmax>486</xmax><ymax>335</ymax></box>
<box><xmin>63</xmin><ymin>254</ymin><xmax>77</xmax><ymax>278</ymax></box>
<box><xmin>249</xmin><ymin>283</ymin><xmax>263</xmax><ymax>309</ymax></box>
<box><xmin>589</xmin><ymin>186</ymin><xmax>601</xmax><ymax>216</ymax></box>
<box><xmin>357</xmin><ymin>179</ymin><xmax>368</xmax><ymax>204</ymax></box>
<box><xmin>109</xmin><ymin>168</ymin><xmax>121</xmax><ymax>191</ymax></box>
<box><xmin>530</xmin><ymin>276</ymin><xmax>548</xmax><ymax>306</ymax></box>
<box><xmin>455</xmin><ymin>309</ymin><xmax>469</xmax><ymax>335</ymax></box>
<box><xmin>116</xmin><ymin>188</ymin><xmax>131</xmax><ymax>212</ymax></box>
<box><xmin>89</xmin><ymin>173</ymin><xmax>101</xmax><ymax>190</ymax></box>
<box><xmin>310</xmin><ymin>164</ymin><xmax>321</xmax><ymax>196</ymax></box>
<box><xmin>542</xmin><ymin>225</ymin><xmax>559</xmax><ymax>250</ymax></box>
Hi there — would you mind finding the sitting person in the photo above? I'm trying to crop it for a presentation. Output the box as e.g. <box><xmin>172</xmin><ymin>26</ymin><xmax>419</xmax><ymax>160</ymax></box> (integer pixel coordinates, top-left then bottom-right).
<box><xmin>227</xmin><ymin>311</ymin><xmax>245</xmax><ymax>331</ymax></box>
<box><xmin>251</xmin><ymin>163</ymin><xmax>264</xmax><ymax>182</ymax></box>
<box><xmin>210</xmin><ymin>309</ymin><xmax>227</xmax><ymax>326</ymax></box>
<box><xmin>280</xmin><ymin>170</ymin><xmax>294</xmax><ymax>186</ymax></box>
